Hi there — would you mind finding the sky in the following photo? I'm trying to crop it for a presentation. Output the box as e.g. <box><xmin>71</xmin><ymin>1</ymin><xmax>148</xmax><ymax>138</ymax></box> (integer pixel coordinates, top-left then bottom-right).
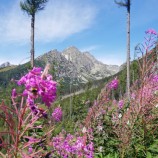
<box><xmin>0</xmin><ymin>0</ymin><xmax>158</xmax><ymax>66</ymax></box>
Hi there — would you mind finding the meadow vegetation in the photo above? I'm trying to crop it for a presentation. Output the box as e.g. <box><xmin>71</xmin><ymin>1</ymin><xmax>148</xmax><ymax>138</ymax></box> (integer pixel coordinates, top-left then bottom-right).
<box><xmin>0</xmin><ymin>26</ymin><xmax>158</xmax><ymax>158</ymax></box>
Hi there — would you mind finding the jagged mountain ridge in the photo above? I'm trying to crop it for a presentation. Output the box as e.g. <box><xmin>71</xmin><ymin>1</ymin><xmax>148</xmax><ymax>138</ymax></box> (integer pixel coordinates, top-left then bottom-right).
<box><xmin>37</xmin><ymin>46</ymin><xmax>119</xmax><ymax>83</ymax></box>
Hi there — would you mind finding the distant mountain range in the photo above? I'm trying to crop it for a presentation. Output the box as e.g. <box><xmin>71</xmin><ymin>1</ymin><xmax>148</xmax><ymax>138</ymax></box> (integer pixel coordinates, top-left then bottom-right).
<box><xmin>0</xmin><ymin>46</ymin><xmax>120</xmax><ymax>86</ymax></box>
<box><xmin>36</xmin><ymin>46</ymin><xmax>120</xmax><ymax>83</ymax></box>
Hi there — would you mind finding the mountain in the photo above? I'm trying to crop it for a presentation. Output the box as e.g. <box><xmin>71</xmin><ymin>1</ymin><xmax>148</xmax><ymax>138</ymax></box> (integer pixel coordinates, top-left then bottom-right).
<box><xmin>37</xmin><ymin>46</ymin><xmax>120</xmax><ymax>83</ymax></box>
<box><xmin>0</xmin><ymin>46</ymin><xmax>120</xmax><ymax>95</ymax></box>
<box><xmin>0</xmin><ymin>62</ymin><xmax>12</xmax><ymax>68</ymax></box>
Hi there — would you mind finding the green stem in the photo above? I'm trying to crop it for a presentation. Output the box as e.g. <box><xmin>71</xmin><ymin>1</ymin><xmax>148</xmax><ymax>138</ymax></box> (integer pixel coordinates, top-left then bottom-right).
<box><xmin>121</xmin><ymin>148</ymin><xmax>125</xmax><ymax>158</ymax></box>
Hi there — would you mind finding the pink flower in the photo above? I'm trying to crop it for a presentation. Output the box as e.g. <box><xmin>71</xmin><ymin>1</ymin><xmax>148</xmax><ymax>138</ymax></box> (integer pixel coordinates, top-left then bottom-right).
<box><xmin>145</xmin><ymin>29</ymin><xmax>157</xmax><ymax>35</ymax></box>
<box><xmin>30</xmin><ymin>67</ymin><xmax>42</xmax><ymax>75</ymax></box>
<box><xmin>28</xmin><ymin>146</ymin><xmax>33</xmax><ymax>154</ymax></box>
<box><xmin>131</xmin><ymin>93</ymin><xmax>136</xmax><ymax>100</ymax></box>
<box><xmin>27</xmin><ymin>97</ymin><xmax>38</xmax><ymax>115</ymax></box>
<box><xmin>108</xmin><ymin>78</ymin><xmax>119</xmax><ymax>90</ymax></box>
<box><xmin>153</xmin><ymin>75</ymin><xmax>158</xmax><ymax>83</ymax></box>
<box><xmin>11</xmin><ymin>88</ymin><xmax>17</xmax><ymax>98</ymax></box>
<box><xmin>52</xmin><ymin>107</ymin><xmax>62</xmax><ymax>122</ymax></box>
<box><xmin>17</xmin><ymin>67</ymin><xmax>57</xmax><ymax>115</ymax></box>
<box><xmin>52</xmin><ymin>132</ymin><xmax>94</xmax><ymax>157</ymax></box>
<box><xmin>118</xmin><ymin>100</ymin><xmax>124</xmax><ymax>109</ymax></box>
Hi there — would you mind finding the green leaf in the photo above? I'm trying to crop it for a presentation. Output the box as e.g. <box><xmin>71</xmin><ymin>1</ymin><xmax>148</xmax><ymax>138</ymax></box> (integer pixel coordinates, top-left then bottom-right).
<box><xmin>94</xmin><ymin>153</ymin><xmax>103</xmax><ymax>158</ymax></box>
<box><xmin>114</xmin><ymin>153</ymin><xmax>119</xmax><ymax>158</ymax></box>
<box><xmin>148</xmin><ymin>139</ymin><xmax>158</xmax><ymax>154</ymax></box>
<box><xmin>146</xmin><ymin>152</ymin><xmax>152</xmax><ymax>158</ymax></box>
<box><xmin>34</xmin><ymin>121</ymin><xmax>42</xmax><ymax>125</ymax></box>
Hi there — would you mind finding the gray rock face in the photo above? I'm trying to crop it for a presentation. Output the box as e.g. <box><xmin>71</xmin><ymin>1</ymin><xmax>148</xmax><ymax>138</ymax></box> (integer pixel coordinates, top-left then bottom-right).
<box><xmin>0</xmin><ymin>62</ymin><xmax>11</xmax><ymax>68</ymax></box>
<box><xmin>37</xmin><ymin>46</ymin><xmax>120</xmax><ymax>83</ymax></box>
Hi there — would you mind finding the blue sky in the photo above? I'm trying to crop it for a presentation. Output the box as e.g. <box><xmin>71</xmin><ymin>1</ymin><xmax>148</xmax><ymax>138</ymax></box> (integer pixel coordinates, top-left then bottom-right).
<box><xmin>0</xmin><ymin>0</ymin><xmax>158</xmax><ymax>66</ymax></box>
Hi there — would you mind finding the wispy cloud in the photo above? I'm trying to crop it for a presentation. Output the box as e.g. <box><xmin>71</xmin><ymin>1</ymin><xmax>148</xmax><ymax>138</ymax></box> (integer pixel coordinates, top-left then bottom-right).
<box><xmin>0</xmin><ymin>0</ymin><xmax>97</xmax><ymax>43</ymax></box>
<box><xmin>97</xmin><ymin>52</ymin><xmax>126</xmax><ymax>66</ymax></box>
<box><xmin>80</xmin><ymin>45</ymin><xmax>99</xmax><ymax>52</ymax></box>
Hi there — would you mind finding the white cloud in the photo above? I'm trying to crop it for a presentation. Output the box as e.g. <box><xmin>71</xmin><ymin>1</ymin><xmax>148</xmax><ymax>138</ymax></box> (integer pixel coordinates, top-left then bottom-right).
<box><xmin>81</xmin><ymin>45</ymin><xmax>99</xmax><ymax>52</ymax></box>
<box><xmin>0</xmin><ymin>0</ymin><xmax>97</xmax><ymax>43</ymax></box>
<box><xmin>97</xmin><ymin>53</ymin><xmax>126</xmax><ymax>66</ymax></box>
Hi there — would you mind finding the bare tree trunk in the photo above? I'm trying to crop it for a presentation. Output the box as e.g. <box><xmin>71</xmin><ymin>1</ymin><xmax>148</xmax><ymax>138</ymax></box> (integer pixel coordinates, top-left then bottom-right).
<box><xmin>126</xmin><ymin>0</ymin><xmax>130</xmax><ymax>100</ymax></box>
<box><xmin>156</xmin><ymin>40</ymin><xmax>158</xmax><ymax>64</ymax></box>
<box><xmin>31</xmin><ymin>14</ymin><xmax>35</xmax><ymax>68</ymax></box>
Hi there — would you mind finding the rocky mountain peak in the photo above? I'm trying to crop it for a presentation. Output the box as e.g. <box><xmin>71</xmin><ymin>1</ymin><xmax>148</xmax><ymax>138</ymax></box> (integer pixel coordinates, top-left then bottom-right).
<box><xmin>83</xmin><ymin>51</ymin><xmax>101</xmax><ymax>65</ymax></box>
<box><xmin>63</xmin><ymin>46</ymin><xmax>80</xmax><ymax>53</ymax></box>
<box><xmin>37</xmin><ymin>46</ymin><xmax>120</xmax><ymax>83</ymax></box>
<box><xmin>62</xmin><ymin>46</ymin><xmax>81</xmax><ymax>61</ymax></box>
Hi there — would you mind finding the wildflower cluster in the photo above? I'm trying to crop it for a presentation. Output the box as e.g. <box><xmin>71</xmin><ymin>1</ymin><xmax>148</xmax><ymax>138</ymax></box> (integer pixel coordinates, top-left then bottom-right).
<box><xmin>2</xmin><ymin>28</ymin><xmax>158</xmax><ymax>158</ymax></box>
<box><xmin>17</xmin><ymin>67</ymin><xmax>57</xmax><ymax>115</ymax></box>
<box><xmin>144</xmin><ymin>28</ymin><xmax>157</xmax><ymax>52</ymax></box>
<box><xmin>52</xmin><ymin>107</ymin><xmax>62</xmax><ymax>122</ymax></box>
<box><xmin>52</xmin><ymin>133</ymin><xmax>94</xmax><ymax>158</ymax></box>
<box><xmin>141</xmin><ymin>74</ymin><xmax>158</xmax><ymax>101</ymax></box>
<box><xmin>108</xmin><ymin>78</ymin><xmax>119</xmax><ymax>90</ymax></box>
<box><xmin>153</xmin><ymin>75</ymin><xmax>158</xmax><ymax>83</ymax></box>
<box><xmin>145</xmin><ymin>28</ymin><xmax>157</xmax><ymax>35</ymax></box>
<box><xmin>118</xmin><ymin>100</ymin><xmax>124</xmax><ymax>109</ymax></box>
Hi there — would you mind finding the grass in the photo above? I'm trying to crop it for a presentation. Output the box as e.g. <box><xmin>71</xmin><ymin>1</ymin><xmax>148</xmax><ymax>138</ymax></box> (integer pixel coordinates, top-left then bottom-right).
<box><xmin>0</xmin><ymin>66</ymin><xmax>17</xmax><ymax>72</ymax></box>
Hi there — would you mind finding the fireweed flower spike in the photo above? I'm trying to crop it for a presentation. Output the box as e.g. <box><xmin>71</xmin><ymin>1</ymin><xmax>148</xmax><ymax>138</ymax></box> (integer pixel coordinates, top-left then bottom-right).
<box><xmin>108</xmin><ymin>78</ymin><xmax>119</xmax><ymax>90</ymax></box>
<box><xmin>144</xmin><ymin>29</ymin><xmax>158</xmax><ymax>51</ymax></box>
<box><xmin>52</xmin><ymin>107</ymin><xmax>62</xmax><ymax>122</ymax></box>
<box><xmin>17</xmin><ymin>66</ymin><xmax>57</xmax><ymax>115</ymax></box>
<box><xmin>28</xmin><ymin>146</ymin><xmax>33</xmax><ymax>154</ymax></box>
<box><xmin>145</xmin><ymin>29</ymin><xmax>157</xmax><ymax>35</ymax></box>
<box><xmin>153</xmin><ymin>75</ymin><xmax>158</xmax><ymax>83</ymax></box>
<box><xmin>52</xmin><ymin>132</ymin><xmax>94</xmax><ymax>157</ymax></box>
<box><xmin>11</xmin><ymin>88</ymin><xmax>17</xmax><ymax>98</ymax></box>
<box><xmin>118</xmin><ymin>100</ymin><xmax>124</xmax><ymax>109</ymax></box>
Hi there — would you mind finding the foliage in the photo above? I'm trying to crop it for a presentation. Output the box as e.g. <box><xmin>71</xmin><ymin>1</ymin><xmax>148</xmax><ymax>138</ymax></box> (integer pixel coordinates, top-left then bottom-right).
<box><xmin>20</xmin><ymin>0</ymin><xmax>48</xmax><ymax>16</ymax></box>
<box><xmin>82</xmin><ymin>29</ymin><xmax>158</xmax><ymax>158</ymax></box>
<box><xmin>0</xmin><ymin>65</ymin><xmax>95</xmax><ymax>158</ymax></box>
<box><xmin>53</xmin><ymin>87</ymin><xmax>101</xmax><ymax>135</ymax></box>
<box><xmin>0</xmin><ymin>29</ymin><xmax>158</xmax><ymax>158</ymax></box>
<box><xmin>0</xmin><ymin>65</ymin><xmax>57</xmax><ymax>157</ymax></box>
